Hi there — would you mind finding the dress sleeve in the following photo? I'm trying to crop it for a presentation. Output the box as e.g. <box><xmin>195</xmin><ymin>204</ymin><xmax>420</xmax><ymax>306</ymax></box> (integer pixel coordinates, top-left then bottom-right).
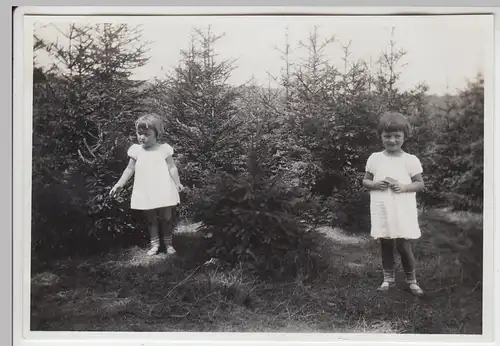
<box><xmin>408</xmin><ymin>155</ymin><xmax>423</xmax><ymax>177</ymax></box>
<box><xmin>161</xmin><ymin>143</ymin><xmax>174</xmax><ymax>159</ymax></box>
<box><xmin>127</xmin><ymin>144</ymin><xmax>139</xmax><ymax>160</ymax></box>
<box><xmin>365</xmin><ymin>153</ymin><xmax>376</xmax><ymax>174</ymax></box>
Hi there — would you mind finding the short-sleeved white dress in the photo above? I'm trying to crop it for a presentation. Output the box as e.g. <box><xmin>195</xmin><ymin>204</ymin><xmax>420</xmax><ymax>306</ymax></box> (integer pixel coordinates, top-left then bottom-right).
<box><xmin>365</xmin><ymin>151</ymin><xmax>423</xmax><ymax>239</ymax></box>
<box><xmin>127</xmin><ymin>143</ymin><xmax>180</xmax><ymax>210</ymax></box>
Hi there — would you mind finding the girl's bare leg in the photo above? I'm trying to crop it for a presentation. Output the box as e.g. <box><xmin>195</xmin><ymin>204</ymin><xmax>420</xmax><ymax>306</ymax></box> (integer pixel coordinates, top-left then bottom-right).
<box><xmin>158</xmin><ymin>206</ymin><xmax>175</xmax><ymax>254</ymax></box>
<box><xmin>145</xmin><ymin>209</ymin><xmax>162</xmax><ymax>255</ymax></box>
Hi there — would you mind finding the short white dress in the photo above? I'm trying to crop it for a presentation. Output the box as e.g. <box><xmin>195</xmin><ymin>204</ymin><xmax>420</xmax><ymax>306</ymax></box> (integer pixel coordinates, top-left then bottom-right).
<box><xmin>127</xmin><ymin>143</ymin><xmax>180</xmax><ymax>210</ymax></box>
<box><xmin>365</xmin><ymin>151</ymin><xmax>423</xmax><ymax>239</ymax></box>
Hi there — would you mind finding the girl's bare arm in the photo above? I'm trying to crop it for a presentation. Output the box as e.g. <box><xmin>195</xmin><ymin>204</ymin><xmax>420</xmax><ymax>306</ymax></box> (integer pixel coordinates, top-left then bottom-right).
<box><xmin>362</xmin><ymin>172</ymin><xmax>374</xmax><ymax>189</ymax></box>
<box><xmin>405</xmin><ymin>173</ymin><xmax>425</xmax><ymax>192</ymax></box>
<box><xmin>390</xmin><ymin>173</ymin><xmax>425</xmax><ymax>193</ymax></box>
<box><xmin>166</xmin><ymin>156</ymin><xmax>182</xmax><ymax>188</ymax></box>
<box><xmin>110</xmin><ymin>159</ymin><xmax>136</xmax><ymax>196</ymax></box>
<box><xmin>363</xmin><ymin>171</ymin><xmax>391</xmax><ymax>191</ymax></box>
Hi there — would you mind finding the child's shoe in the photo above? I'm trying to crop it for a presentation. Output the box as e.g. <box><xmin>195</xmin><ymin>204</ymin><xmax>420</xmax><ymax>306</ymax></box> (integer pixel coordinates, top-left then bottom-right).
<box><xmin>161</xmin><ymin>233</ymin><xmax>175</xmax><ymax>255</ymax></box>
<box><xmin>377</xmin><ymin>269</ymin><xmax>396</xmax><ymax>291</ymax></box>
<box><xmin>147</xmin><ymin>239</ymin><xmax>163</xmax><ymax>256</ymax></box>
<box><xmin>408</xmin><ymin>283</ymin><xmax>424</xmax><ymax>296</ymax></box>
<box><xmin>166</xmin><ymin>245</ymin><xmax>176</xmax><ymax>255</ymax></box>
<box><xmin>405</xmin><ymin>270</ymin><xmax>424</xmax><ymax>296</ymax></box>
<box><xmin>377</xmin><ymin>280</ymin><xmax>396</xmax><ymax>291</ymax></box>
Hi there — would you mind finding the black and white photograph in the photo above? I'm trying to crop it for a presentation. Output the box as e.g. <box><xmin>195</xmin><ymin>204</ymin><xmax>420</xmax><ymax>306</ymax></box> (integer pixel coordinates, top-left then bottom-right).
<box><xmin>23</xmin><ymin>9</ymin><xmax>493</xmax><ymax>338</ymax></box>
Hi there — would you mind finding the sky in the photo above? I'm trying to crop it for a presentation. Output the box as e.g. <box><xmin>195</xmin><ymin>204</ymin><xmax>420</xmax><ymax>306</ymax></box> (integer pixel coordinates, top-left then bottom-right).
<box><xmin>32</xmin><ymin>14</ymin><xmax>492</xmax><ymax>95</ymax></box>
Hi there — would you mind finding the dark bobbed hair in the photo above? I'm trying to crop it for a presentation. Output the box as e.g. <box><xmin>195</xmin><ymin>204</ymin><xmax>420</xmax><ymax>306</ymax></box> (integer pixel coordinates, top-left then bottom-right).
<box><xmin>377</xmin><ymin>111</ymin><xmax>412</xmax><ymax>138</ymax></box>
<box><xmin>135</xmin><ymin>113</ymin><xmax>165</xmax><ymax>138</ymax></box>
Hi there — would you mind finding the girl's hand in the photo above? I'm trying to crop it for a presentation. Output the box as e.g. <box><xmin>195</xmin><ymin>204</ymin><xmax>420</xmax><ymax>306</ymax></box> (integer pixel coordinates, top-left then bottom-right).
<box><xmin>373</xmin><ymin>181</ymin><xmax>389</xmax><ymax>191</ymax></box>
<box><xmin>390</xmin><ymin>183</ymin><xmax>407</xmax><ymax>193</ymax></box>
<box><xmin>109</xmin><ymin>184</ymin><xmax>123</xmax><ymax>198</ymax></box>
<box><xmin>176</xmin><ymin>184</ymin><xmax>185</xmax><ymax>193</ymax></box>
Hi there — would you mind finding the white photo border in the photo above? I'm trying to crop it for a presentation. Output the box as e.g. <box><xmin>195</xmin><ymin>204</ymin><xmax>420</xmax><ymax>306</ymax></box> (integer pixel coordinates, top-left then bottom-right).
<box><xmin>13</xmin><ymin>6</ymin><xmax>499</xmax><ymax>346</ymax></box>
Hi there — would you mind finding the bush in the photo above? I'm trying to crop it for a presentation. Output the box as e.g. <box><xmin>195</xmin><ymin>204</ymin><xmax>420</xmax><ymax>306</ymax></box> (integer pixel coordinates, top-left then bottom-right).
<box><xmin>191</xmin><ymin>167</ymin><xmax>326</xmax><ymax>280</ymax></box>
<box><xmin>331</xmin><ymin>190</ymin><xmax>372</xmax><ymax>234</ymax></box>
<box><xmin>423</xmin><ymin>75</ymin><xmax>484</xmax><ymax>212</ymax></box>
<box><xmin>31</xmin><ymin>23</ymin><xmax>154</xmax><ymax>262</ymax></box>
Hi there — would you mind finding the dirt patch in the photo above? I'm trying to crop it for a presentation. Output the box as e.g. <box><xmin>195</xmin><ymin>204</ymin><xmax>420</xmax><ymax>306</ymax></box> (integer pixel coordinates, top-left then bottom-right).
<box><xmin>315</xmin><ymin>226</ymin><xmax>370</xmax><ymax>245</ymax></box>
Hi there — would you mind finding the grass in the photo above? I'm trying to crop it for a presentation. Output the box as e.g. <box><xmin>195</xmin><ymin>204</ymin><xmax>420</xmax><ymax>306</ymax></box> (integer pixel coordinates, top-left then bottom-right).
<box><xmin>30</xmin><ymin>208</ymin><xmax>483</xmax><ymax>334</ymax></box>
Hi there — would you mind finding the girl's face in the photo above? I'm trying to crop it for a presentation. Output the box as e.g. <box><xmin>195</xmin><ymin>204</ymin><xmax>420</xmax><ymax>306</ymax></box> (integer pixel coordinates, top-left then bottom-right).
<box><xmin>381</xmin><ymin>130</ymin><xmax>405</xmax><ymax>153</ymax></box>
<box><xmin>136</xmin><ymin>127</ymin><xmax>157</xmax><ymax>148</ymax></box>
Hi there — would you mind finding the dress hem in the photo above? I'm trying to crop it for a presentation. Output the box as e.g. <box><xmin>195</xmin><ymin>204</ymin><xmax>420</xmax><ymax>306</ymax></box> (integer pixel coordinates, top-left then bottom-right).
<box><xmin>131</xmin><ymin>202</ymin><xmax>180</xmax><ymax>210</ymax></box>
<box><xmin>370</xmin><ymin>235</ymin><xmax>421</xmax><ymax>240</ymax></box>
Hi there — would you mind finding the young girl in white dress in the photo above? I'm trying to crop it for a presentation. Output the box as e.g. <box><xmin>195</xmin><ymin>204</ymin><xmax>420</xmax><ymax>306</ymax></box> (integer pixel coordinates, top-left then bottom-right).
<box><xmin>110</xmin><ymin>113</ymin><xmax>184</xmax><ymax>256</ymax></box>
<box><xmin>362</xmin><ymin>111</ymin><xmax>425</xmax><ymax>296</ymax></box>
